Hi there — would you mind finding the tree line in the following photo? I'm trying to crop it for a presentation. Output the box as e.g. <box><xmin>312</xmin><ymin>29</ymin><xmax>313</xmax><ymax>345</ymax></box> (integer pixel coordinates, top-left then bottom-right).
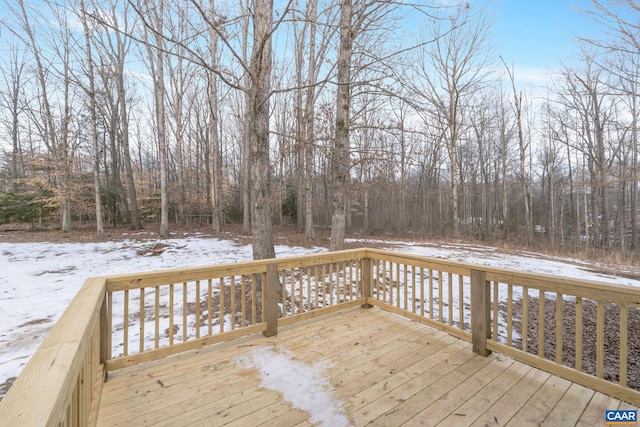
<box><xmin>0</xmin><ymin>0</ymin><xmax>638</xmax><ymax>259</ymax></box>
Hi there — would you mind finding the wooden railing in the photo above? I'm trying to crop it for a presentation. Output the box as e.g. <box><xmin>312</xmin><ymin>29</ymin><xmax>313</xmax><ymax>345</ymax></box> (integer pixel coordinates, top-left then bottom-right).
<box><xmin>103</xmin><ymin>250</ymin><xmax>366</xmax><ymax>370</ymax></box>
<box><xmin>363</xmin><ymin>248</ymin><xmax>640</xmax><ymax>405</ymax></box>
<box><xmin>0</xmin><ymin>277</ymin><xmax>108</xmax><ymax>426</ymax></box>
<box><xmin>1</xmin><ymin>248</ymin><xmax>639</xmax><ymax>426</ymax></box>
<box><xmin>484</xmin><ymin>267</ymin><xmax>640</xmax><ymax>404</ymax></box>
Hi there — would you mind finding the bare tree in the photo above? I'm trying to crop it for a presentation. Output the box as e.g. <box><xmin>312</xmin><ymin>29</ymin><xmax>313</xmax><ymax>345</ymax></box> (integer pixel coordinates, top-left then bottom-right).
<box><xmin>79</xmin><ymin>0</ymin><xmax>104</xmax><ymax>238</ymax></box>
<box><xmin>412</xmin><ymin>4</ymin><xmax>493</xmax><ymax>237</ymax></box>
<box><xmin>501</xmin><ymin>57</ymin><xmax>533</xmax><ymax>242</ymax></box>
<box><xmin>140</xmin><ymin>0</ymin><xmax>170</xmax><ymax>237</ymax></box>
<box><xmin>583</xmin><ymin>0</ymin><xmax>640</xmax><ymax>249</ymax></box>
<box><xmin>10</xmin><ymin>0</ymin><xmax>76</xmax><ymax>231</ymax></box>
<box><xmin>208</xmin><ymin>2</ymin><xmax>223</xmax><ymax>232</ymax></box>
<box><xmin>557</xmin><ymin>50</ymin><xmax>619</xmax><ymax>247</ymax></box>
<box><xmin>82</xmin><ymin>0</ymin><xmax>143</xmax><ymax>229</ymax></box>
<box><xmin>330</xmin><ymin>0</ymin><xmax>354</xmax><ymax>251</ymax></box>
<box><xmin>0</xmin><ymin>40</ymin><xmax>27</xmax><ymax>193</ymax></box>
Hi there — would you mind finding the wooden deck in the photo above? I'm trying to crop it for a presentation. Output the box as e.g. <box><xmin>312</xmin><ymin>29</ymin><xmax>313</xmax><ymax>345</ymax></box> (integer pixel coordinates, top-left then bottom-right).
<box><xmin>96</xmin><ymin>307</ymin><xmax>638</xmax><ymax>426</ymax></box>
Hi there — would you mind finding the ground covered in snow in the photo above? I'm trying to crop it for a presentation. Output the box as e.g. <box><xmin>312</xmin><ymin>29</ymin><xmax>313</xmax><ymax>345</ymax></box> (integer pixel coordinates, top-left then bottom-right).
<box><xmin>1</xmin><ymin>225</ymin><xmax>640</xmax><ymax>403</ymax></box>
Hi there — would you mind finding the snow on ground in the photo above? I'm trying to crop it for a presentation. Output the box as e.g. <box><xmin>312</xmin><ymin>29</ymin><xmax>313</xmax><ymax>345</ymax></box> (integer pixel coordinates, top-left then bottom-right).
<box><xmin>0</xmin><ymin>233</ymin><xmax>325</xmax><ymax>397</ymax></box>
<box><xmin>237</xmin><ymin>346</ymin><xmax>350</xmax><ymax>427</ymax></box>
<box><xmin>2</xmin><ymin>232</ymin><xmax>640</xmax><ymax>410</ymax></box>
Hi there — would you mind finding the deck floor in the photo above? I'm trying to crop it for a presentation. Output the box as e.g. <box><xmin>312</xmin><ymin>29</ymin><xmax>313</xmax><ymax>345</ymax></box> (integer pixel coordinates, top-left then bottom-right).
<box><xmin>97</xmin><ymin>307</ymin><xmax>637</xmax><ymax>426</ymax></box>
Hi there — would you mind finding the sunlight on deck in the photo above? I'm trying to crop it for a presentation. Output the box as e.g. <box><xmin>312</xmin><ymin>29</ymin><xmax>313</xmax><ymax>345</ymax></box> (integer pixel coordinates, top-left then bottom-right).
<box><xmin>97</xmin><ymin>307</ymin><xmax>636</xmax><ymax>426</ymax></box>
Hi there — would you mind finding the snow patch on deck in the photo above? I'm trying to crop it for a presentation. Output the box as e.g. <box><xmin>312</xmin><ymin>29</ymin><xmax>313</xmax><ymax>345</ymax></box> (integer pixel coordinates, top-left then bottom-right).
<box><xmin>237</xmin><ymin>346</ymin><xmax>350</xmax><ymax>427</ymax></box>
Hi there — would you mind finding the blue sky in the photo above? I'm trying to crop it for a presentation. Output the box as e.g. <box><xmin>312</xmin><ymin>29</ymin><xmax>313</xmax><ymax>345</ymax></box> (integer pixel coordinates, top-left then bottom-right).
<box><xmin>493</xmin><ymin>0</ymin><xmax>595</xmax><ymax>71</ymax></box>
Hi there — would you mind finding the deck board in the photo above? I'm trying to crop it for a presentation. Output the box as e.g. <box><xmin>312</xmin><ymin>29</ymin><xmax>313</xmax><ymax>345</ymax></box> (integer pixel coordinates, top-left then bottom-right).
<box><xmin>97</xmin><ymin>307</ymin><xmax>638</xmax><ymax>426</ymax></box>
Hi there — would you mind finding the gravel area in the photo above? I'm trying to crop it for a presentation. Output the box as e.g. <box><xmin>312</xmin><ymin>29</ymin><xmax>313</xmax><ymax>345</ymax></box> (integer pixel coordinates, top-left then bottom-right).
<box><xmin>506</xmin><ymin>296</ymin><xmax>640</xmax><ymax>390</ymax></box>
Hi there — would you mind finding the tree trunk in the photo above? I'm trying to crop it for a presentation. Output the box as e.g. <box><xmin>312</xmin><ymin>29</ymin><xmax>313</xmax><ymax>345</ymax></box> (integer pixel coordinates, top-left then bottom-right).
<box><xmin>241</xmin><ymin>0</ymin><xmax>252</xmax><ymax>234</ymax></box>
<box><xmin>143</xmin><ymin>0</ymin><xmax>169</xmax><ymax>238</ymax></box>
<box><xmin>80</xmin><ymin>0</ymin><xmax>104</xmax><ymax>239</ymax></box>
<box><xmin>249</xmin><ymin>0</ymin><xmax>275</xmax><ymax>260</ymax></box>
<box><xmin>330</xmin><ymin>0</ymin><xmax>353</xmax><ymax>252</ymax></box>
<box><xmin>303</xmin><ymin>0</ymin><xmax>318</xmax><ymax>240</ymax></box>
<box><xmin>209</xmin><ymin>6</ymin><xmax>223</xmax><ymax>232</ymax></box>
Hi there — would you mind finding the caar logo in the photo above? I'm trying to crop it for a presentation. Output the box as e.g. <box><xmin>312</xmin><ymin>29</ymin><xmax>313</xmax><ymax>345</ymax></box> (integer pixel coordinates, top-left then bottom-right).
<box><xmin>606</xmin><ymin>410</ymin><xmax>637</xmax><ymax>425</ymax></box>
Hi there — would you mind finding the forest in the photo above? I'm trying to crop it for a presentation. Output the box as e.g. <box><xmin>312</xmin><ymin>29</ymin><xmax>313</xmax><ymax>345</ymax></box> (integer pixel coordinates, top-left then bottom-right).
<box><xmin>0</xmin><ymin>0</ymin><xmax>638</xmax><ymax>259</ymax></box>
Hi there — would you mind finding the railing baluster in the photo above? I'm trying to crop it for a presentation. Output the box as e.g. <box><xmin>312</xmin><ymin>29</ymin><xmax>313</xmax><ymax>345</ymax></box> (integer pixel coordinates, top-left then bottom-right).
<box><xmin>396</xmin><ymin>262</ymin><xmax>400</xmax><ymax>308</ymax></box>
<box><xmin>337</xmin><ymin>262</ymin><xmax>342</xmax><ymax>303</ymax></box>
<box><xmin>522</xmin><ymin>286</ymin><xmax>528</xmax><ymax>351</ymax></box>
<box><xmin>448</xmin><ymin>272</ymin><xmax>453</xmax><ymax>326</ymax></box>
<box><xmin>291</xmin><ymin>268</ymin><xmax>297</xmax><ymax>313</ymax></box>
<box><xmin>251</xmin><ymin>274</ymin><xmax>257</xmax><ymax>325</ymax></box>
<box><xmin>428</xmin><ymin>268</ymin><xmax>433</xmax><ymax>320</ymax></box>
<box><xmin>492</xmin><ymin>281</ymin><xmax>498</xmax><ymax>341</ymax></box>
<box><xmin>154</xmin><ymin>286</ymin><xmax>160</xmax><ymax>349</ymax></box>
<box><xmin>412</xmin><ymin>266</ymin><xmax>417</xmax><ymax>314</ymax></box>
<box><xmin>375</xmin><ymin>259</ymin><xmax>380</xmax><ymax>299</ymax></box>
<box><xmin>319</xmin><ymin>264</ymin><xmax>325</xmax><ymax>307</ymax></box>
<box><xmin>288</xmin><ymin>269</ymin><xmax>293</xmax><ymax>313</ymax></box>
<box><xmin>337</xmin><ymin>262</ymin><xmax>341</xmax><ymax>303</ymax></box>
<box><xmin>354</xmin><ymin>260</ymin><xmax>358</xmax><ymax>300</ymax></box>
<box><xmin>438</xmin><ymin>270</ymin><xmax>443</xmax><ymax>322</ymax></box>
<box><xmin>107</xmin><ymin>291</ymin><xmax>113</xmax><ymax>359</ymax></box>
<box><xmin>195</xmin><ymin>280</ymin><xmax>201</xmax><ymax>338</ymax></box>
<box><xmin>346</xmin><ymin>262</ymin><xmax>351</xmax><ymax>301</ymax></box>
<box><xmin>555</xmin><ymin>292</ymin><xmax>563</xmax><ymax>364</ymax></box>
<box><xmin>314</xmin><ymin>265</ymin><xmax>320</xmax><ymax>309</ymax></box>
<box><xmin>169</xmin><ymin>284</ymin><xmax>174</xmax><ymax>346</ymax></box>
<box><xmin>620</xmin><ymin>304</ymin><xmax>628</xmax><ymax>387</ymax></box>
<box><xmin>575</xmin><ymin>296</ymin><xmax>583</xmax><ymax>371</ymax></box>
<box><xmin>208</xmin><ymin>279</ymin><xmax>213</xmax><ymax>333</ymax></box>
<box><xmin>261</xmin><ymin>272</ymin><xmax>267</xmax><ymax>322</ymax></box>
<box><xmin>139</xmin><ymin>288</ymin><xmax>145</xmax><ymax>353</ymax></box>
<box><xmin>240</xmin><ymin>276</ymin><xmax>246</xmax><ymax>327</ymax></box>
<box><xmin>507</xmin><ymin>284</ymin><xmax>513</xmax><ymax>346</ymax></box>
<box><xmin>538</xmin><ymin>289</ymin><xmax>544</xmax><ymax>357</ymax></box>
<box><xmin>219</xmin><ymin>278</ymin><xmax>225</xmax><ymax>333</ymax></box>
<box><xmin>307</xmin><ymin>266</ymin><xmax>312</xmax><ymax>307</ymax></box>
<box><xmin>596</xmin><ymin>300</ymin><xmax>604</xmax><ymax>378</ymax></box>
<box><xmin>395</xmin><ymin>262</ymin><xmax>399</xmax><ymax>308</ymax></box>
<box><xmin>458</xmin><ymin>275</ymin><xmax>464</xmax><ymax>329</ymax></box>
<box><xmin>123</xmin><ymin>290</ymin><xmax>129</xmax><ymax>356</ymax></box>
<box><xmin>404</xmin><ymin>264</ymin><xmax>409</xmax><ymax>310</ymax></box>
<box><xmin>387</xmin><ymin>261</ymin><xmax>392</xmax><ymax>305</ymax></box>
<box><xmin>299</xmin><ymin>267</ymin><xmax>304</xmax><ymax>311</ymax></box>
<box><xmin>419</xmin><ymin>267</ymin><xmax>424</xmax><ymax>317</ymax></box>
<box><xmin>390</xmin><ymin>261</ymin><xmax>395</xmax><ymax>306</ymax></box>
<box><xmin>230</xmin><ymin>276</ymin><xmax>236</xmax><ymax>330</ymax></box>
<box><xmin>182</xmin><ymin>282</ymin><xmax>188</xmax><ymax>342</ymax></box>
<box><xmin>329</xmin><ymin>263</ymin><xmax>335</xmax><ymax>306</ymax></box>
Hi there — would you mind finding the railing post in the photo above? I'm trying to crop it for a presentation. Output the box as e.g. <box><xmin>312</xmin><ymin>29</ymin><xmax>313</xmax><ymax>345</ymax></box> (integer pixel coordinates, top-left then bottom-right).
<box><xmin>471</xmin><ymin>269</ymin><xmax>491</xmax><ymax>356</ymax></box>
<box><xmin>361</xmin><ymin>257</ymin><xmax>373</xmax><ymax>308</ymax></box>
<box><xmin>264</xmin><ymin>264</ymin><xmax>279</xmax><ymax>337</ymax></box>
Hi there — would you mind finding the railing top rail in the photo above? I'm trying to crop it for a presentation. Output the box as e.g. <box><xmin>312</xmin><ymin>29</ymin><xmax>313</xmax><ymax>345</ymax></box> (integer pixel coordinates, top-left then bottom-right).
<box><xmin>103</xmin><ymin>248</ymin><xmax>369</xmax><ymax>291</ymax></box>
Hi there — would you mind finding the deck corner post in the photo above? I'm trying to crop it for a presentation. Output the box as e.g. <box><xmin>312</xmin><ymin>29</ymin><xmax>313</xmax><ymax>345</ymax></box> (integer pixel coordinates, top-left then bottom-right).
<box><xmin>471</xmin><ymin>269</ymin><xmax>491</xmax><ymax>356</ymax></box>
<box><xmin>264</xmin><ymin>263</ymin><xmax>279</xmax><ymax>337</ymax></box>
<box><xmin>360</xmin><ymin>257</ymin><xmax>373</xmax><ymax>308</ymax></box>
